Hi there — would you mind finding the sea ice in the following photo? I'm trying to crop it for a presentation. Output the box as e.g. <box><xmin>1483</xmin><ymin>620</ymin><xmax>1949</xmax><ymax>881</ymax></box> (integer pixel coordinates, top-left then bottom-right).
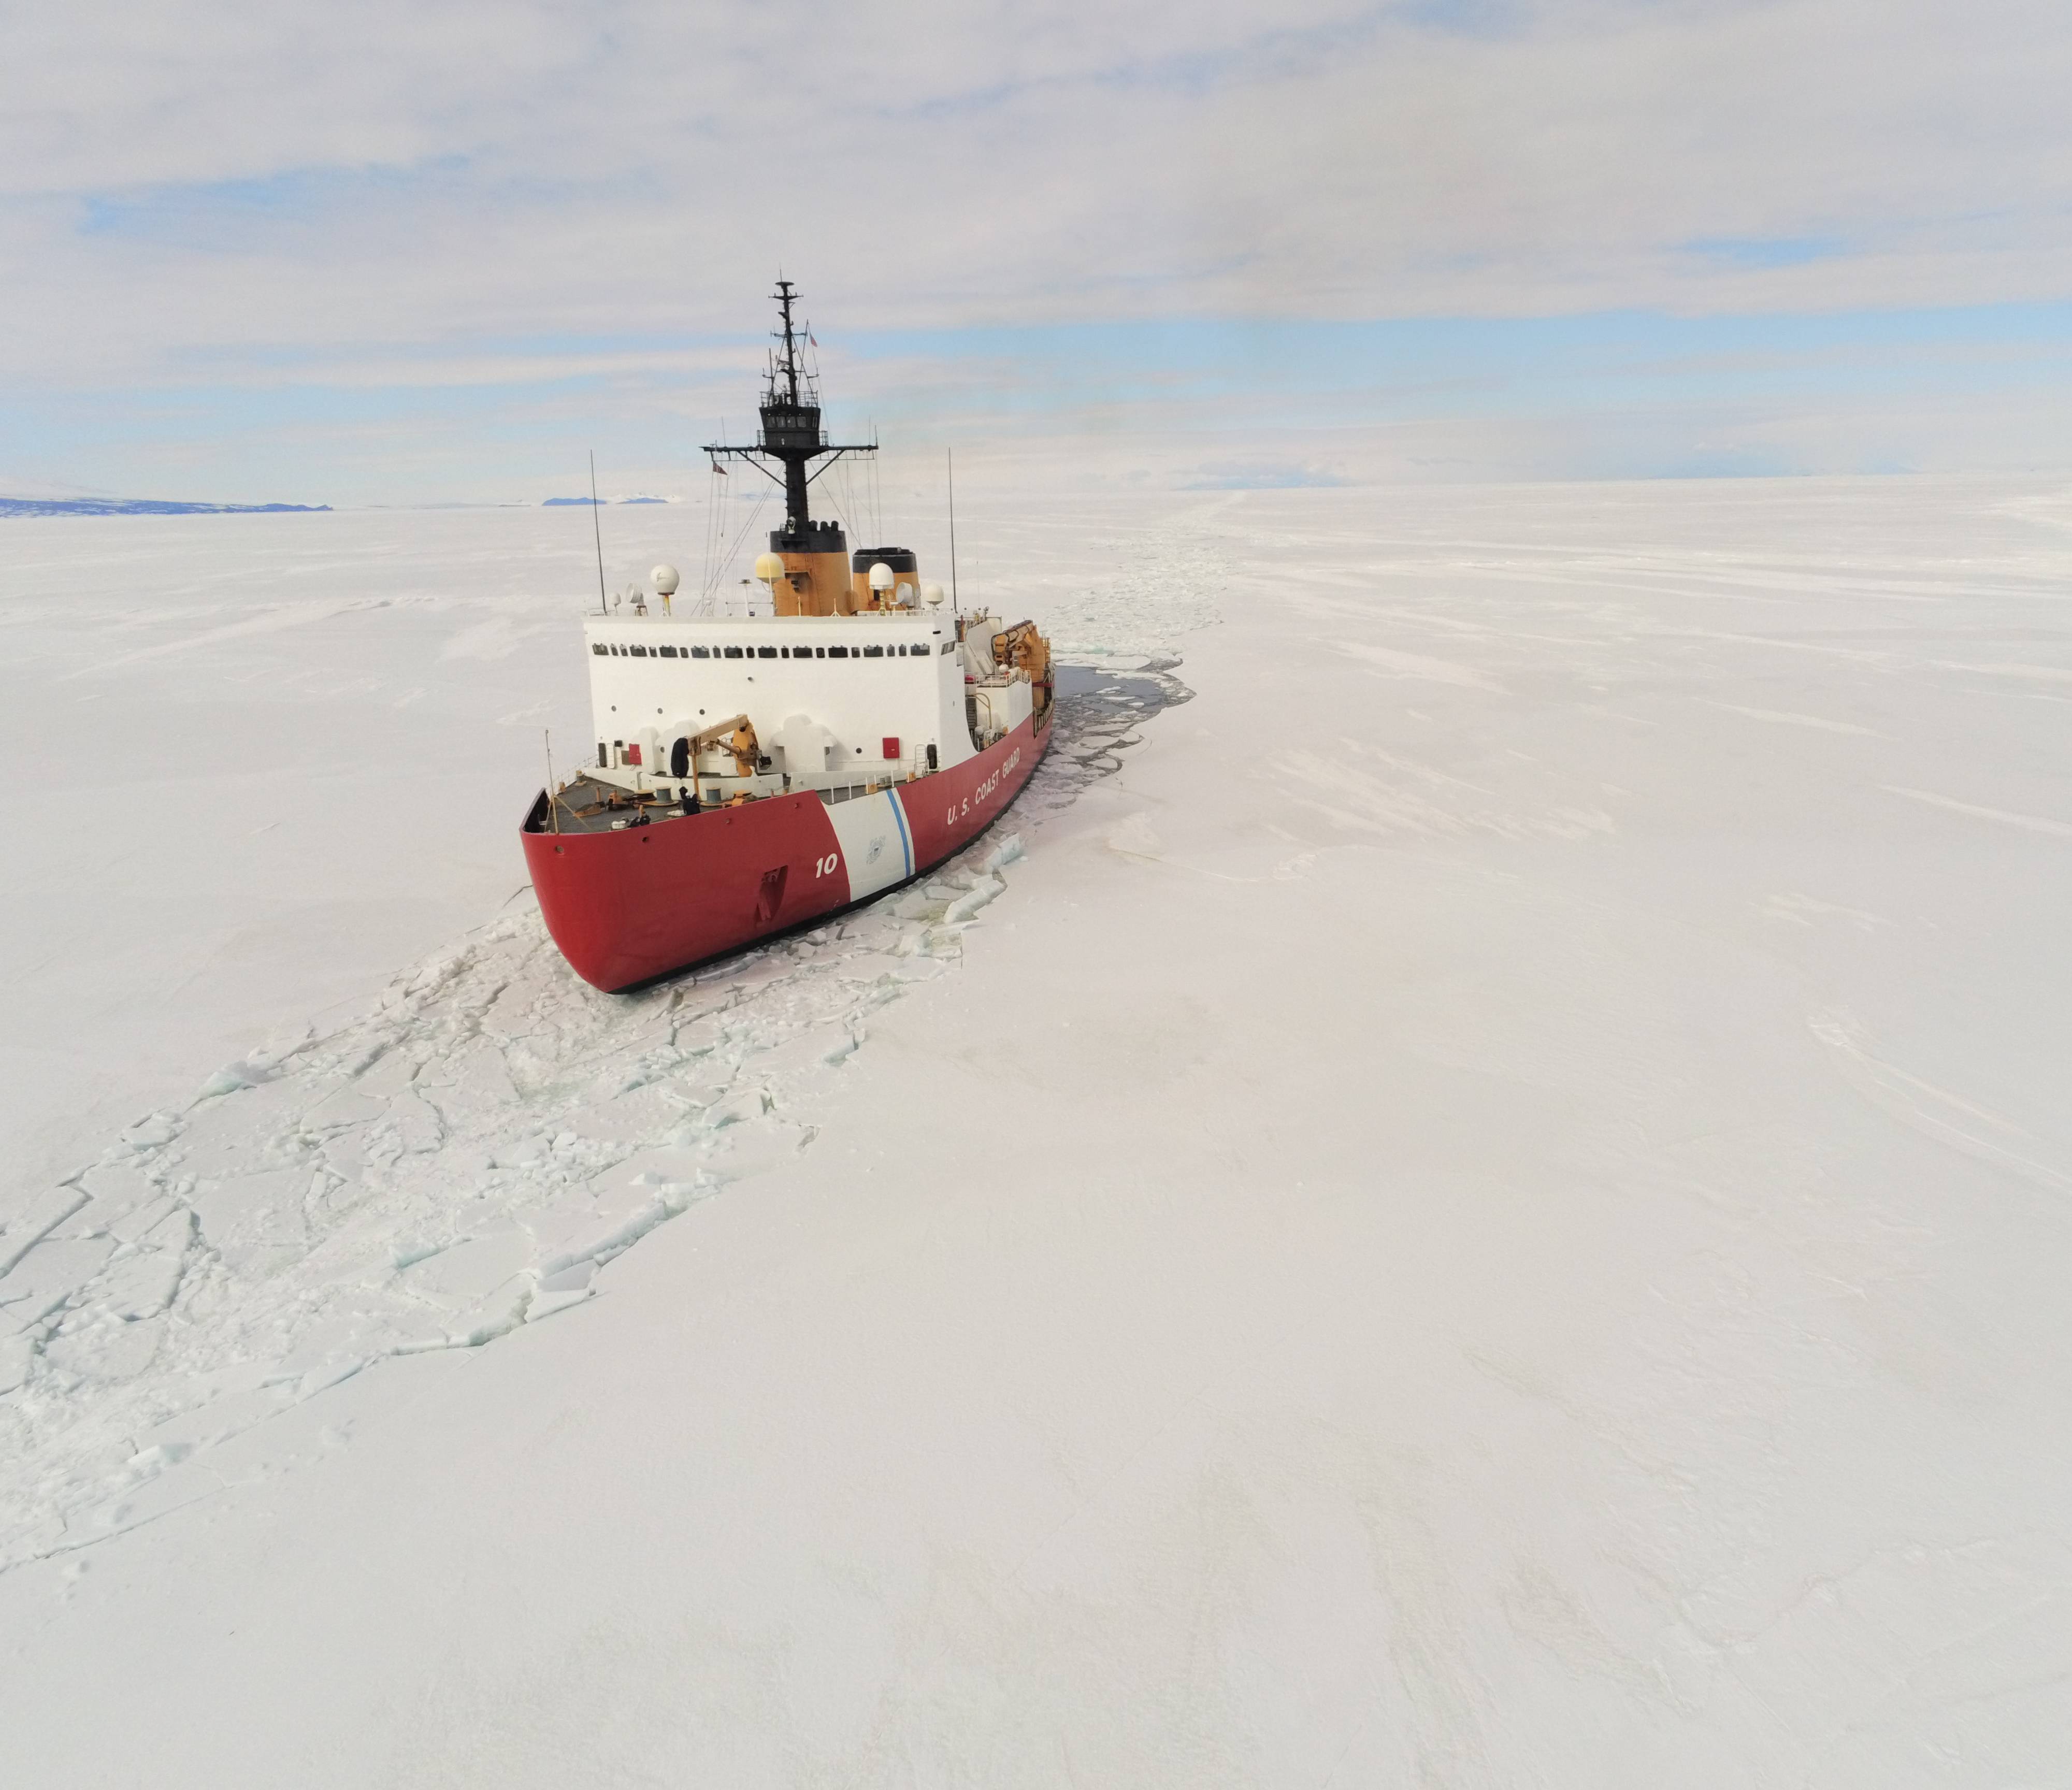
<box><xmin>3</xmin><ymin>483</ymin><xmax>2067</xmax><ymax>1784</ymax></box>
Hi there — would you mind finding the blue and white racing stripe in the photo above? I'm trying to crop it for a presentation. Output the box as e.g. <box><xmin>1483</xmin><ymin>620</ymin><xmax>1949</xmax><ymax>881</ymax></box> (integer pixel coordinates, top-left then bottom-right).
<box><xmin>826</xmin><ymin>789</ymin><xmax>914</xmax><ymax>903</ymax></box>
<box><xmin>887</xmin><ymin>788</ymin><xmax>915</xmax><ymax>879</ymax></box>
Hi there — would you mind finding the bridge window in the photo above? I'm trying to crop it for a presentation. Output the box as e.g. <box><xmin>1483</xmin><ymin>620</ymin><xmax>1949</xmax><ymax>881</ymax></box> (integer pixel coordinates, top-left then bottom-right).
<box><xmin>757</xmin><ymin>646</ymin><xmax>778</xmax><ymax>659</ymax></box>
<box><xmin>658</xmin><ymin>645</ymin><xmax>679</xmax><ymax>658</ymax></box>
<box><xmin>629</xmin><ymin>644</ymin><xmax>649</xmax><ymax>657</ymax></box>
<box><xmin>827</xmin><ymin>645</ymin><xmax>848</xmax><ymax>658</ymax></box>
<box><xmin>723</xmin><ymin>646</ymin><xmax>744</xmax><ymax>659</ymax></box>
<box><xmin>862</xmin><ymin>645</ymin><xmax>884</xmax><ymax>658</ymax></box>
<box><xmin>591</xmin><ymin>643</ymin><xmax>608</xmax><ymax>656</ymax></box>
<box><xmin>690</xmin><ymin>645</ymin><xmax>710</xmax><ymax>658</ymax></box>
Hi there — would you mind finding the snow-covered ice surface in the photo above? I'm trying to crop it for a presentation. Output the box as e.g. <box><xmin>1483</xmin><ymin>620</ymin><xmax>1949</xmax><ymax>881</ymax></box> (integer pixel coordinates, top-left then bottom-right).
<box><xmin>3</xmin><ymin>479</ymin><xmax>2071</xmax><ymax>1783</ymax></box>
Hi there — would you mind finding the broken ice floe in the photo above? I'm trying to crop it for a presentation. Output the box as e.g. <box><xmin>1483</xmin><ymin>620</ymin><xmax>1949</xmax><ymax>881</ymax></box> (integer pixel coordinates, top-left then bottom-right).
<box><xmin>0</xmin><ymin>900</ymin><xmax>939</xmax><ymax>1567</ymax></box>
<box><xmin>942</xmin><ymin>876</ymin><xmax>1005</xmax><ymax>925</ymax></box>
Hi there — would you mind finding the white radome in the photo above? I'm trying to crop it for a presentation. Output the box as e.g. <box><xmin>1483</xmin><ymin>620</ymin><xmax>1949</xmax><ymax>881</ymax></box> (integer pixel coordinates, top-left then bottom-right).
<box><xmin>652</xmin><ymin>563</ymin><xmax>680</xmax><ymax>596</ymax></box>
<box><xmin>922</xmin><ymin>582</ymin><xmax>945</xmax><ymax>605</ymax></box>
<box><xmin>753</xmin><ymin>552</ymin><xmax>786</xmax><ymax>583</ymax></box>
<box><xmin>868</xmin><ymin>561</ymin><xmax>895</xmax><ymax>592</ymax></box>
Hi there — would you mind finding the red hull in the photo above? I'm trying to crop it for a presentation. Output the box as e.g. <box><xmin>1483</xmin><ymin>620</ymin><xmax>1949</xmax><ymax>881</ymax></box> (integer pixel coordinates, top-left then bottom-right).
<box><xmin>524</xmin><ymin>714</ymin><xmax>1051</xmax><ymax>991</ymax></box>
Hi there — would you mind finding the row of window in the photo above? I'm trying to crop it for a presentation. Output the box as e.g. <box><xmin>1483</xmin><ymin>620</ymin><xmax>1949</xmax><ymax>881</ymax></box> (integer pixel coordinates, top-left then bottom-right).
<box><xmin>593</xmin><ymin>641</ymin><xmax>945</xmax><ymax>661</ymax></box>
<box><xmin>601</xmin><ymin>738</ymin><xmax>930</xmax><ymax>773</ymax></box>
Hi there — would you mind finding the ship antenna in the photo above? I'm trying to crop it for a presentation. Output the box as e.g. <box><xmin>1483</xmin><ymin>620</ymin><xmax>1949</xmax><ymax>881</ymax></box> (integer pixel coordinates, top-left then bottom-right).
<box><xmin>588</xmin><ymin>450</ymin><xmax>608</xmax><ymax>616</ymax></box>
<box><xmin>946</xmin><ymin>446</ymin><xmax>959</xmax><ymax>614</ymax></box>
<box><xmin>773</xmin><ymin>278</ymin><xmax>802</xmax><ymax>407</ymax></box>
<box><xmin>544</xmin><ymin>729</ymin><xmax>559</xmax><ymax>834</ymax></box>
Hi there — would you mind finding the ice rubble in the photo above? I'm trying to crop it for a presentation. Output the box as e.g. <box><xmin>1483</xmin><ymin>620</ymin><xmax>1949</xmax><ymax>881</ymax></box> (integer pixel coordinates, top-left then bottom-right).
<box><xmin>0</xmin><ymin>852</ymin><xmax>1001</xmax><ymax>1564</ymax></box>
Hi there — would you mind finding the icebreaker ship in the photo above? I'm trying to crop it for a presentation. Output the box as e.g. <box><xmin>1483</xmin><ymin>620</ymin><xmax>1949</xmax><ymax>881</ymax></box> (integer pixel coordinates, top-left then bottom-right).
<box><xmin>522</xmin><ymin>281</ymin><xmax>1053</xmax><ymax>990</ymax></box>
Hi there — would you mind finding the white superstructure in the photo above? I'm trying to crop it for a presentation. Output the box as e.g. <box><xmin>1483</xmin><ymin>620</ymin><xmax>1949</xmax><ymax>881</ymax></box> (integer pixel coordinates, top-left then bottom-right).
<box><xmin>581</xmin><ymin>608</ymin><xmax>1029</xmax><ymax>801</ymax></box>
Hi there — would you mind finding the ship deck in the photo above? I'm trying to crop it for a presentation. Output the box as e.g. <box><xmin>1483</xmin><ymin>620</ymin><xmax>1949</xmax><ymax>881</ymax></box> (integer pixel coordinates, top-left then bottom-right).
<box><xmin>529</xmin><ymin>772</ymin><xmax>920</xmax><ymax>836</ymax></box>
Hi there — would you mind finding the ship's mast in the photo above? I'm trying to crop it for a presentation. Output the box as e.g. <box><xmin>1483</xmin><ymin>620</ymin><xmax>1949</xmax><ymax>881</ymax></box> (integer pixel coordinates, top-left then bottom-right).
<box><xmin>773</xmin><ymin>280</ymin><xmax>801</xmax><ymax>407</ymax></box>
<box><xmin>704</xmin><ymin>280</ymin><xmax>874</xmax><ymax>547</ymax></box>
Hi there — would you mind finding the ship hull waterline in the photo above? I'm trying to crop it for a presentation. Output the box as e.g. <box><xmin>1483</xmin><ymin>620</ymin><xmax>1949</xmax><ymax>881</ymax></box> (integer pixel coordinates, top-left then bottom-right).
<box><xmin>523</xmin><ymin>712</ymin><xmax>1052</xmax><ymax>992</ymax></box>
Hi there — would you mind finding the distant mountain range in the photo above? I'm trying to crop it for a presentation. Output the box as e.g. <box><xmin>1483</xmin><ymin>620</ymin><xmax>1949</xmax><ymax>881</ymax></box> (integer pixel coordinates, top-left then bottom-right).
<box><xmin>2</xmin><ymin>493</ymin><xmax>680</xmax><ymax>517</ymax></box>
<box><xmin>0</xmin><ymin>497</ymin><xmax>331</xmax><ymax>518</ymax></box>
<box><xmin>542</xmin><ymin>495</ymin><xmax>671</xmax><ymax>506</ymax></box>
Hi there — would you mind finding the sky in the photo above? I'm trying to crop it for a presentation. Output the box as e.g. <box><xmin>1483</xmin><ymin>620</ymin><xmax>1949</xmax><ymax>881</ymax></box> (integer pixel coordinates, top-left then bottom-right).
<box><xmin>4</xmin><ymin>0</ymin><xmax>2071</xmax><ymax>503</ymax></box>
